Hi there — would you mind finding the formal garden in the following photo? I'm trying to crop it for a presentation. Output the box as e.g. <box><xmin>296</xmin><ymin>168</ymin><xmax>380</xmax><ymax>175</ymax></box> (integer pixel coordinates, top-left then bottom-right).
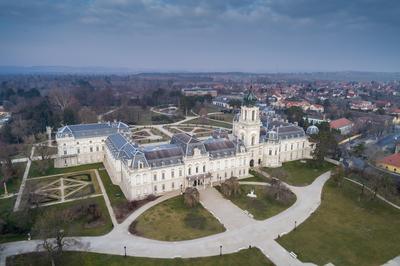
<box><xmin>6</xmin><ymin>247</ymin><xmax>273</xmax><ymax>266</ymax></box>
<box><xmin>277</xmin><ymin>179</ymin><xmax>400</xmax><ymax>266</ymax></box>
<box><xmin>130</xmin><ymin>191</ymin><xmax>225</xmax><ymax>241</ymax></box>
<box><xmin>183</xmin><ymin>117</ymin><xmax>232</xmax><ymax>129</ymax></box>
<box><xmin>21</xmin><ymin>170</ymin><xmax>101</xmax><ymax>208</ymax></box>
<box><xmin>263</xmin><ymin>160</ymin><xmax>335</xmax><ymax>186</ymax></box>
<box><xmin>0</xmin><ymin>163</ymin><xmax>114</xmax><ymax>244</ymax></box>
<box><xmin>28</xmin><ymin>161</ymin><xmax>103</xmax><ymax>178</ymax></box>
<box><xmin>216</xmin><ymin>177</ymin><xmax>296</xmax><ymax>220</ymax></box>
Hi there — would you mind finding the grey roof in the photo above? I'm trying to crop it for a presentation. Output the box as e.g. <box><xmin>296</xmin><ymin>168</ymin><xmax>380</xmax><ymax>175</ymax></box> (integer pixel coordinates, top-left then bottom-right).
<box><xmin>203</xmin><ymin>138</ymin><xmax>236</xmax><ymax>159</ymax></box>
<box><xmin>106</xmin><ymin>133</ymin><xmax>148</xmax><ymax>169</ymax></box>
<box><xmin>57</xmin><ymin>122</ymin><xmax>129</xmax><ymax>139</ymax></box>
<box><xmin>143</xmin><ymin>144</ymin><xmax>184</xmax><ymax>168</ymax></box>
<box><xmin>277</xmin><ymin>125</ymin><xmax>306</xmax><ymax>139</ymax></box>
<box><xmin>170</xmin><ymin>133</ymin><xmax>207</xmax><ymax>156</ymax></box>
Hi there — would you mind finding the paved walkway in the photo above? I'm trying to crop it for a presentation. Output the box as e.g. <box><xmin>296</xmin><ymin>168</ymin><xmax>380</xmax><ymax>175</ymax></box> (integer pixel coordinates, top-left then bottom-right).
<box><xmin>13</xmin><ymin>147</ymin><xmax>34</xmax><ymax>212</ymax></box>
<box><xmin>1</xmin><ymin>172</ymin><xmax>331</xmax><ymax>266</ymax></box>
<box><xmin>199</xmin><ymin>188</ymin><xmax>254</xmax><ymax>230</ymax></box>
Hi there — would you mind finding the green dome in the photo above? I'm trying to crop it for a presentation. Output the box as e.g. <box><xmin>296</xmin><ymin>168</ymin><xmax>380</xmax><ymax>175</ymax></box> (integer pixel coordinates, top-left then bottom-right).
<box><xmin>243</xmin><ymin>90</ymin><xmax>258</xmax><ymax>106</ymax></box>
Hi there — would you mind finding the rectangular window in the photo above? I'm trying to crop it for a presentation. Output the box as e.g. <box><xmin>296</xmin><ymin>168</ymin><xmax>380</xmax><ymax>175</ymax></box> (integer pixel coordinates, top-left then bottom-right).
<box><xmin>172</xmin><ymin>182</ymin><xmax>175</xmax><ymax>188</ymax></box>
<box><xmin>77</xmin><ymin>148</ymin><xmax>80</xmax><ymax>154</ymax></box>
<box><xmin>162</xmin><ymin>172</ymin><xmax>165</xmax><ymax>180</ymax></box>
<box><xmin>96</xmin><ymin>146</ymin><xmax>99</xmax><ymax>152</ymax></box>
<box><xmin>64</xmin><ymin>150</ymin><xmax>67</xmax><ymax>155</ymax></box>
<box><xmin>179</xmin><ymin>169</ymin><xmax>182</xmax><ymax>177</ymax></box>
<box><xmin>153</xmin><ymin>174</ymin><xmax>157</xmax><ymax>181</ymax></box>
<box><xmin>162</xmin><ymin>184</ymin><xmax>165</xmax><ymax>191</ymax></box>
<box><xmin>171</xmin><ymin>170</ymin><xmax>174</xmax><ymax>178</ymax></box>
<box><xmin>154</xmin><ymin>185</ymin><xmax>157</xmax><ymax>192</ymax></box>
<box><xmin>90</xmin><ymin>147</ymin><xmax>93</xmax><ymax>152</ymax></box>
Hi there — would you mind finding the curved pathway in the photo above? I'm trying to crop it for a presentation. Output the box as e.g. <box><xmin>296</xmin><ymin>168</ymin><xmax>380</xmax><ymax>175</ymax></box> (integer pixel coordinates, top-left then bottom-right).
<box><xmin>0</xmin><ymin>171</ymin><xmax>331</xmax><ymax>266</ymax></box>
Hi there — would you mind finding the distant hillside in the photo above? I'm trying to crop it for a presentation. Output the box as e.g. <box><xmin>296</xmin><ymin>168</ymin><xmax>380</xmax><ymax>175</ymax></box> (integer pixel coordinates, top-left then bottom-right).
<box><xmin>0</xmin><ymin>66</ymin><xmax>399</xmax><ymax>81</ymax></box>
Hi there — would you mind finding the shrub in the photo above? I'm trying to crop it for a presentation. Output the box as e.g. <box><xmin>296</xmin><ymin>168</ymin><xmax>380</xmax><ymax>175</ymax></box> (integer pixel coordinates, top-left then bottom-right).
<box><xmin>183</xmin><ymin>187</ymin><xmax>200</xmax><ymax>208</ymax></box>
<box><xmin>221</xmin><ymin>177</ymin><xmax>241</xmax><ymax>198</ymax></box>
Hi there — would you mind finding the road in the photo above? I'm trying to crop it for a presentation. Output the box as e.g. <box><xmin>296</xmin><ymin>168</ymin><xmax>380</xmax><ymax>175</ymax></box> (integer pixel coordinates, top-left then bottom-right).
<box><xmin>0</xmin><ymin>171</ymin><xmax>331</xmax><ymax>266</ymax></box>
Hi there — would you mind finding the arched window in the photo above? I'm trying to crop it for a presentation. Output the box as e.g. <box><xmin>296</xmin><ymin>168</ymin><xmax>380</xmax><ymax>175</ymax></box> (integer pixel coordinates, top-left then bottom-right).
<box><xmin>203</xmin><ymin>165</ymin><xmax>206</xmax><ymax>173</ymax></box>
<box><xmin>252</xmin><ymin>110</ymin><xmax>255</xmax><ymax>121</ymax></box>
<box><xmin>251</xmin><ymin>136</ymin><xmax>255</xmax><ymax>146</ymax></box>
<box><xmin>188</xmin><ymin>167</ymin><xmax>191</xmax><ymax>175</ymax></box>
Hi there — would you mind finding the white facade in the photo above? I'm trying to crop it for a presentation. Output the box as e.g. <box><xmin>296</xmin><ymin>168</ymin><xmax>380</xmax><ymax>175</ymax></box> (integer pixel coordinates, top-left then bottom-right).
<box><xmin>55</xmin><ymin>104</ymin><xmax>313</xmax><ymax>201</ymax></box>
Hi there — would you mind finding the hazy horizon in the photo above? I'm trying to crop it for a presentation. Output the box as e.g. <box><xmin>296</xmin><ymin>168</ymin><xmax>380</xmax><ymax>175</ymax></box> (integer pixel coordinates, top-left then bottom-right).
<box><xmin>1</xmin><ymin>1</ymin><xmax>399</xmax><ymax>72</ymax></box>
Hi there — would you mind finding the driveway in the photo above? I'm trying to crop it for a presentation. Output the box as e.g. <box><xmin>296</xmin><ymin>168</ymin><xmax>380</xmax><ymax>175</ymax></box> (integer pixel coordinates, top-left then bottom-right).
<box><xmin>0</xmin><ymin>172</ymin><xmax>331</xmax><ymax>266</ymax></box>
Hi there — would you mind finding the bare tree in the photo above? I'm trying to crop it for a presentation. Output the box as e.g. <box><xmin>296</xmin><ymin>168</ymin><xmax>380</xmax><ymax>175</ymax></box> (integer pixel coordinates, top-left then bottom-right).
<box><xmin>332</xmin><ymin>165</ymin><xmax>345</xmax><ymax>187</ymax></box>
<box><xmin>32</xmin><ymin>210</ymin><xmax>77</xmax><ymax>266</ymax></box>
<box><xmin>35</xmin><ymin>144</ymin><xmax>53</xmax><ymax>175</ymax></box>
<box><xmin>266</xmin><ymin>178</ymin><xmax>294</xmax><ymax>204</ymax></box>
<box><xmin>0</xmin><ymin>142</ymin><xmax>14</xmax><ymax>196</ymax></box>
<box><xmin>78</xmin><ymin>107</ymin><xmax>97</xmax><ymax>123</ymax></box>
<box><xmin>183</xmin><ymin>187</ymin><xmax>200</xmax><ymax>207</ymax></box>
<box><xmin>48</xmin><ymin>89</ymin><xmax>77</xmax><ymax>112</ymax></box>
<box><xmin>221</xmin><ymin>177</ymin><xmax>241</xmax><ymax>197</ymax></box>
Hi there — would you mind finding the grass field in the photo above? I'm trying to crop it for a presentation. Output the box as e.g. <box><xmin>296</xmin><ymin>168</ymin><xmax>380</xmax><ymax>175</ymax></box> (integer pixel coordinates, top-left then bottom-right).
<box><xmin>208</xmin><ymin>113</ymin><xmax>235</xmax><ymax>122</ymax></box>
<box><xmin>184</xmin><ymin>117</ymin><xmax>232</xmax><ymax>129</ymax></box>
<box><xmin>263</xmin><ymin>160</ymin><xmax>334</xmax><ymax>186</ymax></box>
<box><xmin>98</xmin><ymin>169</ymin><xmax>127</xmax><ymax>209</ymax></box>
<box><xmin>216</xmin><ymin>185</ymin><xmax>296</xmax><ymax>220</ymax></box>
<box><xmin>6</xmin><ymin>247</ymin><xmax>273</xmax><ymax>266</ymax></box>
<box><xmin>0</xmin><ymin>196</ymin><xmax>113</xmax><ymax>244</ymax></box>
<box><xmin>0</xmin><ymin>162</ymin><xmax>27</xmax><ymax>195</ymax></box>
<box><xmin>132</xmin><ymin>195</ymin><xmax>225</xmax><ymax>241</ymax></box>
<box><xmin>277</xmin><ymin>179</ymin><xmax>400</xmax><ymax>266</ymax></box>
<box><xmin>0</xmin><ymin>197</ymin><xmax>24</xmax><ymax>243</ymax></box>
<box><xmin>42</xmin><ymin>196</ymin><xmax>113</xmax><ymax>236</ymax></box>
<box><xmin>242</xmin><ymin>170</ymin><xmax>271</xmax><ymax>183</ymax></box>
<box><xmin>29</xmin><ymin>161</ymin><xmax>103</xmax><ymax>178</ymax></box>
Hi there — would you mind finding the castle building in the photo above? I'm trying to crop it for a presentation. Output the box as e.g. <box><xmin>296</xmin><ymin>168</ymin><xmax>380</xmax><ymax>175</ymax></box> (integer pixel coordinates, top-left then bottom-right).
<box><xmin>55</xmin><ymin>91</ymin><xmax>314</xmax><ymax>200</ymax></box>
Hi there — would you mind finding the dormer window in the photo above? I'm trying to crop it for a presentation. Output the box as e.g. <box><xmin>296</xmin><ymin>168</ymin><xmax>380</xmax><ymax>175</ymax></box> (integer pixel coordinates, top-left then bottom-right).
<box><xmin>139</xmin><ymin>161</ymin><xmax>143</xmax><ymax>169</ymax></box>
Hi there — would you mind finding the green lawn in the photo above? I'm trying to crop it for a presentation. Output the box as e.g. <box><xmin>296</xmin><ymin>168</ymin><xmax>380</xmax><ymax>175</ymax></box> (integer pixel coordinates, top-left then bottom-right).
<box><xmin>1</xmin><ymin>162</ymin><xmax>27</xmax><ymax>195</ymax></box>
<box><xmin>6</xmin><ymin>247</ymin><xmax>273</xmax><ymax>266</ymax></box>
<box><xmin>242</xmin><ymin>170</ymin><xmax>271</xmax><ymax>183</ymax></box>
<box><xmin>263</xmin><ymin>160</ymin><xmax>334</xmax><ymax>186</ymax></box>
<box><xmin>277</xmin><ymin>179</ymin><xmax>400</xmax><ymax>266</ymax></box>
<box><xmin>216</xmin><ymin>185</ymin><xmax>296</xmax><ymax>220</ymax></box>
<box><xmin>184</xmin><ymin>117</ymin><xmax>232</xmax><ymax>129</ymax></box>
<box><xmin>0</xmin><ymin>196</ymin><xmax>113</xmax><ymax>244</ymax></box>
<box><xmin>0</xmin><ymin>197</ymin><xmax>25</xmax><ymax>243</ymax></box>
<box><xmin>132</xmin><ymin>195</ymin><xmax>225</xmax><ymax>241</ymax></box>
<box><xmin>98</xmin><ymin>169</ymin><xmax>127</xmax><ymax>208</ymax></box>
<box><xmin>42</xmin><ymin>196</ymin><xmax>113</xmax><ymax>236</ymax></box>
<box><xmin>29</xmin><ymin>161</ymin><xmax>103</xmax><ymax>178</ymax></box>
<box><xmin>208</xmin><ymin>113</ymin><xmax>235</xmax><ymax>122</ymax></box>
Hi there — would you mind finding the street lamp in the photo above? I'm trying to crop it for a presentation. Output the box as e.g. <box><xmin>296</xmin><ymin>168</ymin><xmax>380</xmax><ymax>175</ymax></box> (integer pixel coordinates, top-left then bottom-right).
<box><xmin>294</xmin><ymin>220</ymin><xmax>297</xmax><ymax>230</ymax></box>
<box><xmin>124</xmin><ymin>246</ymin><xmax>126</xmax><ymax>257</ymax></box>
<box><xmin>220</xmin><ymin>245</ymin><xmax>222</xmax><ymax>256</ymax></box>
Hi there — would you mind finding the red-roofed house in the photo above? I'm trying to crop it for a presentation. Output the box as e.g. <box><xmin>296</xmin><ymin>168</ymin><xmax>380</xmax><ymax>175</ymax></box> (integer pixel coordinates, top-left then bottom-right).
<box><xmin>330</xmin><ymin>118</ymin><xmax>354</xmax><ymax>135</ymax></box>
<box><xmin>377</xmin><ymin>153</ymin><xmax>400</xmax><ymax>173</ymax></box>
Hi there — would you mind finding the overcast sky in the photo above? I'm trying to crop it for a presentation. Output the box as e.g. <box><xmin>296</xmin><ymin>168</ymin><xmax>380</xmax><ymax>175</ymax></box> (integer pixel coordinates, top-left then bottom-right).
<box><xmin>0</xmin><ymin>0</ymin><xmax>399</xmax><ymax>72</ymax></box>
